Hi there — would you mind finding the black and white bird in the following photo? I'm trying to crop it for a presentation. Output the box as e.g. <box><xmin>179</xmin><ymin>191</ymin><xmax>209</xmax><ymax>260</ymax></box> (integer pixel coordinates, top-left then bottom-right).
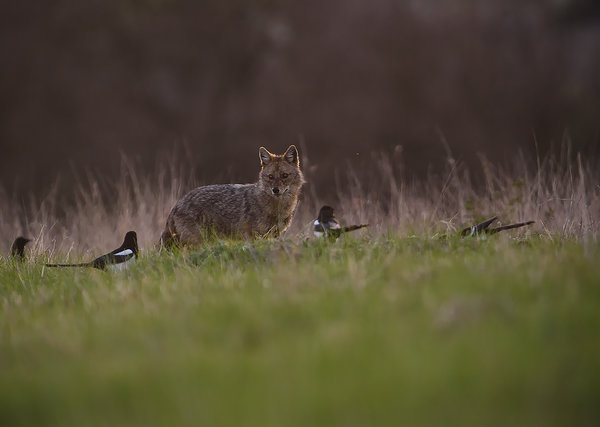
<box><xmin>460</xmin><ymin>216</ymin><xmax>534</xmax><ymax>237</ymax></box>
<box><xmin>10</xmin><ymin>236</ymin><xmax>31</xmax><ymax>260</ymax></box>
<box><xmin>46</xmin><ymin>231</ymin><xmax>139</xmax><ymax>271</ymax></box>
<box><xmin>313</xmin><ymin>205</ymin><xmax>368</xmax><ymax>239</ymax></box>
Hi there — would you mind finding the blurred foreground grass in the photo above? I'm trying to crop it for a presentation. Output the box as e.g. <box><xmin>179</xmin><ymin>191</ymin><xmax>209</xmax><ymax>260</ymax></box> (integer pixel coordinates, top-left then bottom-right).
<box><xmin>1</xmin><ymin>236</ymin><xmax>599</xmax><ymax>426</ymax></box>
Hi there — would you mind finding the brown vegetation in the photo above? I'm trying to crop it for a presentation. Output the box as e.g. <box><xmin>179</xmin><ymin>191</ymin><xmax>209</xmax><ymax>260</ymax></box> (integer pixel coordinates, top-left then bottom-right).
<box><xmin>1</xmin><ymin>0</ymin><xmax>600</xmax><ymax>195</ymax></box>
<box><xmin>1</xmin><ymin>143</ymin><xmax>597</xmax><ymax>257</ymax></box>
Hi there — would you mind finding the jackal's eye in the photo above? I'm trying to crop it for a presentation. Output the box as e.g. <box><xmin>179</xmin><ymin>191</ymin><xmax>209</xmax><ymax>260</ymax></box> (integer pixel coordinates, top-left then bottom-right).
<box><xmin>268</xmin><ymin>174</ymin><xmax>274</xmax><ymax>180</ymax></box>
<box><xmin>280</xmin><ymin>173</ymin><xmax>288</xmax><ymax>179</ymax></box>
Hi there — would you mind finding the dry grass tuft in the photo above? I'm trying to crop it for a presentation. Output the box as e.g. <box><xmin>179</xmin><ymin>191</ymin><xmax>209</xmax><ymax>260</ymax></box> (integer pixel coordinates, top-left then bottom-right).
<box><xmin>292</xmin><ymin>143</ymin><xmax>599</xmax><ymax>241</ymax></box>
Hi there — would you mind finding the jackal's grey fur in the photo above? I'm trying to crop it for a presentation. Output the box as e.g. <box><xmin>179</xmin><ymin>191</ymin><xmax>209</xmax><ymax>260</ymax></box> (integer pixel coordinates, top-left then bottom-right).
<box><xmin>160</xmin><ymin>145</ymin><xmax>305</xmax><ymax>246</ymax></box>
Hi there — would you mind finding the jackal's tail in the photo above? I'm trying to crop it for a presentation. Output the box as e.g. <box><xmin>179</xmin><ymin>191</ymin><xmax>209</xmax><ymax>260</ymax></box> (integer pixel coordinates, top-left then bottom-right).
<box><xmin>159</xmin><ymin>214</ymin><xmax>180</xmax><ymax>249</ymax></box>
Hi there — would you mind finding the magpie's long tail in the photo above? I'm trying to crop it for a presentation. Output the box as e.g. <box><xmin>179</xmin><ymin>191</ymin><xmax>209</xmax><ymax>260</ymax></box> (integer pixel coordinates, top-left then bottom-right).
<box><xmin>342</xmin><ymin>224</ymin><xmax>369</xmax><ymax>233</ymax></box>
<box><xmin>488</xmin><ymin>221</ymin><xmax>535</xmax><ymax>234</ymax></box>
<box><xmin>45</xmin><ymin>262</ymin><xmax>94</xmax><ymax>268</ymax></box>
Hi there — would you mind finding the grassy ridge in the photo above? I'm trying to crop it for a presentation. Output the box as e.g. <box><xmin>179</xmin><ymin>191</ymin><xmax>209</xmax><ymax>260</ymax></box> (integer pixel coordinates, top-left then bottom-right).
<box><xmin>1</xmin><ymin>236</ymin><xmax>599</xmax><ymax>426</ymax></box>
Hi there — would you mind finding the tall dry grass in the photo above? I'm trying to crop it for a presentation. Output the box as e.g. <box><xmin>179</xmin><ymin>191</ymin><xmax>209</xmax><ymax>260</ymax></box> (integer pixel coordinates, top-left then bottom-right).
<box><xmin>294</xmin><ymin>142</ymin><xmax>599</xmax><ymax>241</ymax></box>
<box><xmin>1</xmin><ymin>144</ymin><xmax>598</xmax><ymax>257</ymax></box>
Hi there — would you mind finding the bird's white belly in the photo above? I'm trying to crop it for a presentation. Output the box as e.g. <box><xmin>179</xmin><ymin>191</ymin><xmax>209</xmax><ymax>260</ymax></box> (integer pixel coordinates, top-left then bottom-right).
<box><xmin>106</xmin><ymin>256</ymin><xmax>136</xmax><ymax>271</ymax></box>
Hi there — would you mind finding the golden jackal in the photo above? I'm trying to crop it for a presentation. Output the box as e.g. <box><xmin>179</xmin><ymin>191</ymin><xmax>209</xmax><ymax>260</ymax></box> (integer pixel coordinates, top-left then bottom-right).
<box><xmin>160</xmin><ymin>145</ymin><xmax>305</xmax><ymax>246</ymax></box>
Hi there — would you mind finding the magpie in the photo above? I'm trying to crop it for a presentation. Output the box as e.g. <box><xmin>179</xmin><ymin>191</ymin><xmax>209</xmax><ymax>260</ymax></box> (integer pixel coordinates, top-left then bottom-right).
<box><xmin>313</xmin><ymin>205</ymin><xmax>368</xmax><ymax>239</ymax></box>
<box><xmin>46</xmin><ymin>231</ymin><xmax>139</xmax><ymax>271</ymax></box>
<box><xmin>10</xmin><ymin>236</ymin><xmax>31</xmax><ymax>260</ymax></box>
<box><xmin>460</xmin><ymin>216</ymin><xmax>534</xmax><ymax>237</ymax></box>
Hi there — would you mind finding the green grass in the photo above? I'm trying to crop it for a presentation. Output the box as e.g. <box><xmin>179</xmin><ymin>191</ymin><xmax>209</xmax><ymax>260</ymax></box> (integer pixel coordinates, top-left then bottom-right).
<box><xmin>1</xmin><ymin>236</ymin><xmax>600</xmax><ymax>426</ymax></box>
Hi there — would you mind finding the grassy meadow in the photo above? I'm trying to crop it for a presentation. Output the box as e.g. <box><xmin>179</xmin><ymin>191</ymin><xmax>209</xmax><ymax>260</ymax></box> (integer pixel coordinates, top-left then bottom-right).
<box><xmin>1</xmin><ymin>147</ymin><xmax>599</xmax><ymax>426</ymax></box>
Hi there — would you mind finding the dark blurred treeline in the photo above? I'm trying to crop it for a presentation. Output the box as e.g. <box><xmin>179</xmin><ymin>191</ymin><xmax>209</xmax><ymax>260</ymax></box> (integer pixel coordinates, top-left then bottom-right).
<box><xmin>1</xmin><ymin>0</ymin><xmax>600</xmax><ymax>196</ymax></box>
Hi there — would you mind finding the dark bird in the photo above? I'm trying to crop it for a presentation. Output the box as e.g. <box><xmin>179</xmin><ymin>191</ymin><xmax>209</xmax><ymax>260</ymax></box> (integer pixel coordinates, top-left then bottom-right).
<box><xmin>10</xmin><ymin>237</ymin><xmax>31</xmax><ymax>260</ymax></box>
<box><xmin>46</xmin><ymin>231</ymin><xmax>139</xmax><ymax>271</ymax></box>
<box><xmin>461</xmin><ymin>216</ymin><xmax>535</xmax><ymax>237</ymax></box>
<box><xmin>313</xmin><ymin>205</ymin><xmax>368</xmax><ymax>239</ymax></box>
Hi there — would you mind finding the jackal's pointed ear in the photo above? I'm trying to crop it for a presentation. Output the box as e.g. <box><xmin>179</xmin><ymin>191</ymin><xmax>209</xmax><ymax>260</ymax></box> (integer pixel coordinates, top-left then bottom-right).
<box><xmin>259</xmin><ymin>147</ymin><xmax>273</xmax><ymax>166</ymax></box>
<box><xmin>284</xmin><ymin>145</ymin><xmax>299</xmax><ymax>166</ymax></box>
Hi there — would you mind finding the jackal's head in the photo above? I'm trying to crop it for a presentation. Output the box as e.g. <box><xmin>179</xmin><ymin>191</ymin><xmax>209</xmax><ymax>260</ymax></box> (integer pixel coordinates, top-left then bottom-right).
<box><xmin>258</xmin><ymin>145</ymin><xmax>305</xmax><ymax>198</ymax></box>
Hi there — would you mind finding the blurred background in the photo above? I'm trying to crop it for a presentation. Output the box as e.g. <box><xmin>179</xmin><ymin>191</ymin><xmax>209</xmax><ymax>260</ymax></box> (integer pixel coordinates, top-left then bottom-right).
<box><xmin>1</xmin><ymin>0</ymin><xmax>600</xmax><ymax>197</ymax></box>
